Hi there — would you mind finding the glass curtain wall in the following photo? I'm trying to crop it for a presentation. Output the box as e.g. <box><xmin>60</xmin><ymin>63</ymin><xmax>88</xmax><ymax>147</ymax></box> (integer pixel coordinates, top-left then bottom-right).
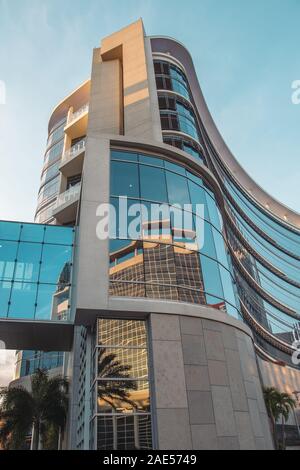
<box><xmin>109</xmin><ymin>149</ymin><xmax>240</xmax><ymax>320</ymax></box>
<box><xmin>91</xmin><ymin>319</ymin><xmax>152</xmax><ymax>450</ymax></box>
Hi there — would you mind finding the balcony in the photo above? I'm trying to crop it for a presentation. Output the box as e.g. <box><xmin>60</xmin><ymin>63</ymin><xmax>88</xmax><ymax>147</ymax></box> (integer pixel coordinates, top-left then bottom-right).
<box><xmin>52</xmin><ymin>183</ymin><xmax>81</xmax><ymax>224</ymax></box>
<box><xmin>60</xmin><ymin>138</ymin><xmax>85</xmax><ymax>177</ymax></box>
<box><xmin>64</xmin><ymin>103</ymin><xmax>89</xmax><ymax>140</ymax></box>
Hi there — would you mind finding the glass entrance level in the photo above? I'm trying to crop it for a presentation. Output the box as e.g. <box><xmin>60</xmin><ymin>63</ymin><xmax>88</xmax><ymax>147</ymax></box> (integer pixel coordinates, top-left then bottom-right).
<box><xmin>0</xmin><ymin>220</ymin><xmax>74</xmax><ymax>321</ymax></box>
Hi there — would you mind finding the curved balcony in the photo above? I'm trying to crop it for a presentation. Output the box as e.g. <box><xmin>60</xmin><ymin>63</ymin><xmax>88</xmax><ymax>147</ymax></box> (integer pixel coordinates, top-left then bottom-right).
<box><xmin>60</xmin><ymin>138</ymin><xmax>86</xmax><ymax>177</ymax></box>
<box><xmin>52</xmin><ymin>183</ymin><xmax>81</xmax><ymax>224</ymax></box>
<box><xmin>64</xmin><ymin>103</ymin><xmax>89</xmax><ymax>140</ymax></box>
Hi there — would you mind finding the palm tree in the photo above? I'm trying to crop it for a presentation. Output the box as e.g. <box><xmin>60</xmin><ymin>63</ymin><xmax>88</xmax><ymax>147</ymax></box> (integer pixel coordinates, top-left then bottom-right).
<box><xmin>0</xmin><ymin>369</ymin><xmax>68</xmax><ymax>450</ymax></box>
<box><xmin>97</xmin><ymin>348</ymin><xmax>137</xmax><ymax>410</ymax></box>
<box><xmin>276</xmin><ymin>392</ymin><xmax>297</xmax><ymax>450</ymax></box>
<box><xmin>263</xmin><ymin>387</ymin><xmax>296</xmax><ymax>450</ymax></box>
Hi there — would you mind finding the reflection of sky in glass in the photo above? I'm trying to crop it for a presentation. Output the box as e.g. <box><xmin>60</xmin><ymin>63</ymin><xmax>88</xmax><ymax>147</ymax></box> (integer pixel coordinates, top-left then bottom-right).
<box><xmin>0</xmin><ymin>220</ymin><xmax>74</xmax><ymax>321</ymax></box>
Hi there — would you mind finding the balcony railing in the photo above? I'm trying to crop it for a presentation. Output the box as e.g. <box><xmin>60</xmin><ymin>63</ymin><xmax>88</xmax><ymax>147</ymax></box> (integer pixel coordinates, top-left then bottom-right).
<box><xmin>52</xmin><ymin>183</ymin><xmax>81</xmax><ymax>212</ymax></box>
<box><xmin>66</xmin><ymin>103</ymin><xmax>89</xmax><ymax>126</ymax></box>
<box><xmin>62</xmin><ymin>138</ymin><xmax>86</xmax><ymax>163</ymax></box>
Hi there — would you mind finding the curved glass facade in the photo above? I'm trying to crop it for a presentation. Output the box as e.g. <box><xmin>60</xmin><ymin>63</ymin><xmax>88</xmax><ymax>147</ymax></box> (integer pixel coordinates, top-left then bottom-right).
<box><xmin>35</xmin><ymin>117</ymin><xmax>67</xmax><ymax>223</ymax></box>
<box><xmin>152</xmin><ymin>52</ymin><xmax>300</xmax><ymax>367</ymax></box>
<box><xmin>154</xmin><ymin>60</ymin><xmax>191</xmax><ymax>100</ymax></box>
<box><xmin>109</xmin><ymin>149</ymin><xmax>240</xmax><ymax>320</ymax></box>
<box><xmin>159</xmin><ymin>95</ymin><xmax>200</xmax><ymax>142</ymax></box>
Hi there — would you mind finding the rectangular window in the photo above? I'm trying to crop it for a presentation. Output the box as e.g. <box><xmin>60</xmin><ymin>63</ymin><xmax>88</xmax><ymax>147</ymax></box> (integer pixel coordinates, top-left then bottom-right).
<box><xmin>91</xmin><ymin>319</ymin><xmax>152</xmax><ymax>450</ymax></box>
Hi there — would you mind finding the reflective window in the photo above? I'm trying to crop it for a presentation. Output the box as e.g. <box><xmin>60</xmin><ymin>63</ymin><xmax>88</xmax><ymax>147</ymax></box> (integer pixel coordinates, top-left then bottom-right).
<box><xmin>111</xmin><ymin>161</ymin><xmax>140</xmax><ymax>198</ymax></box>
<box><xmin>109</xmin><ymin>150</ymin><xmax>240</xmax><ymax>318</ymax></box>
<box><xmin>225</xmin><ymin>179</ymin><xmax>300</xmax><ymax>255</ymax></box>
<box><xmin>47</xmin><ymin>119</ymin><xmax>66</xmax><ymax>149</ymax></box>
<box><xmin>44</xmin><ymin>140</ymin><xmax>64</xmax><ymax>166</ymax></box>
<box><xmin>154</xmin><ymin>60</ymin><xmax>190</xmax><ymax>100</ymax></box>
<box><xmin>15</xmin><ymin>351</ymin><xmax>64</xmax><ymax>378</ymax></box>
<box><xmin>163</xmin><ymin>135</ymin><xmax>205</xmax><ymax>164</ymax></box>
<box><xmin>92</xmin><ymin>319</ymin><xmax>152</xmax><ymax>450</ymax></box>
<box><xmin>0</xmin><ymin>220</ymin><xmax>74</xmax><ymax>320</ymax></box>
<box><xmin>140</xmin><ymin>165</ymin><xmax>167</xmax><ymax>202</ymax></box>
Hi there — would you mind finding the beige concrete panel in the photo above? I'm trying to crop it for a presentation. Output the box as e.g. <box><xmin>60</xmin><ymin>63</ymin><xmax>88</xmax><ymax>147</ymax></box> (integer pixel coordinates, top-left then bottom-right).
<box><xmin>152</xmin><ymin>340</ymin><xmax>188</xmax><ymax>409</ymax></box>
<box><xmin>211</xmin><ymin>386</ymin><xmax>237</xmax><ymax>437</ymax></box>
<box><xmin>187</xmin><ymin>391</ymin><xmax>215</xmax><ymax>425</ymax></box>
<box><xmin>184</xmin><ymin>365</ymin><xmax>210</xmax><ymax>391</ymax></box>
<box><xmin>221</xmin><ymin>324</ymin><xmax>238</xmax><ymax>351</ymax></box>
<box><xmin>182</xmin><ymin>334</ymin><xmax>207</xmax><ymax>365</ymax></box>
<box><xmin>74</xmin><ymin>199</ymin><xmax>109</xmax><ymax>311</ymax></box>
<box><xmin>234</xmin><ymin>412</ymin><xmax>256</xmax><ymax>450</ymax></box>
<box><xmin>180</xmin><ymin>316</ymin><xmax>203</xmax><ymax>336</ymax></box>
<box><xmin>100</xmin><ymin>20</ymin><xmax>159</xmax><ymax>140</ymax></box>
<box><xmin>87</xmin><ymin>57</ymin><xmax>121</xmax><ymax>136</ymax></box>
<box><xmin>150</xmin><ymin>314</ymin><xmax>181</xmax><ymax>341</ymax></box>
<box><xmin>208</xmin><ymin>360</ymin><xmax>229</xmax><ymax>386</ymax></box>
<box><xmin>217</xmin><ymin>436</ymin><xmax>240</xmax><ymax>450</ymax></box>
<box><xmin>225</xmin><ymin>348</ymin><xmax>248</xmax><ymax>412</ymax></box>
<box><xmin>156</xmin><ymin>409</ymin><xmax>192</xmax><ymax>450</ymax></box>
<box><xmin>191</xmin><ymin>424</ymin><xmax>218</xmax><ymax>450</ymax></box>
<box><xmin>204</xmin><ymin>330</ymin><xmax>225</xmax><ymax>361</ymax></box>
<box><xmin>248</xmin><ymin>399</ymin><xmax>264</xmax><ymax>438</ymax></box>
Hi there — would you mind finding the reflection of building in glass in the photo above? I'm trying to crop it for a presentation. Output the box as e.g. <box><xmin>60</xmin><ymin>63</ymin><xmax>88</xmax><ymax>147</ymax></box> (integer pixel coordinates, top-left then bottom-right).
<box><xmin>109</xmin><ymin>234</ymin><xmax>206</xmax><ymax>304</ymax></box>
<box><xmin>92</xmin><ymin>319</ymin><xmax>152</xmax><ymax>450</ymax></box>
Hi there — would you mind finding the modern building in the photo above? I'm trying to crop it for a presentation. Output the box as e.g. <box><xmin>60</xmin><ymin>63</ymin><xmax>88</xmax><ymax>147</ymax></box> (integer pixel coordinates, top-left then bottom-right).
<box><xmin>1</xmin><ymin>19</ymin><xmax>300</xmax><ymax>450</ymax></box>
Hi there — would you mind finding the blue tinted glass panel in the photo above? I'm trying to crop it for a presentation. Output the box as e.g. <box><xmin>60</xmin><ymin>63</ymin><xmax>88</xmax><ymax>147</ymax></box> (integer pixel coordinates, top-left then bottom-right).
<box><xmin>0</xmin><ymin>222</ymin><xmax>21</xmax><ymax>241</ymax></box>
<box><xmin>186</xmin><ymin>171</ymin><xmax>203</xmax><ymax>187</ymax></box>
<box><xmin>200</xmin><ymin>255</ymin><xmax>224</xmax><ymax>304</ymax></box>
<box><xmin>110</xmin><ymin>197</ymin><xmax>142</xmax><ymax>240</ymax></box>
<box><xmin>15</xmin><ymin>243</ymin><xmax>42</xmax><ymax>283</ymax></box>
<box><xmin>166</xmin><ymin>171</ymin><xmax>190</xmax><ymax>206</ymax></box>
<box><xmin>188</xmin><ymin>180</ymin><xmax>209</xmax><ymax>220</ymax></box>
<box><xmin>44</xmin><ymin>225</ymin><xmax>74</xmax><ymax>245</ymax></box>
<box><xmin>0</xmin><ymin>221</ymin><xmax>73</xmax><ymax>321</ymax></box>
<box><xmin>20</xmin><ymin>224</ymin><xmax>45</xmax><ymax>243</ymax></box>
<box><xmin>164</xmin><ymin>161</ymin><xmax>186</xmax><ymax>176</ymax></box>
<box><xmin>111</xmin><ymin>150</ymin><xmax>138</xmax><ymax>162</ymax></box>
<box><xmin>172</xmin><ymin>79</ymin><xmax>190</xmax><ymax>99</ymax></box>
<box><xmin>0</xmin><ymin>281</ymin><xmax>11</xmax><ymax>317</ymax></box>
<box><xmin>111</xmin><ymin>161</ymin><xmax>140</xmax><ymax>198</ymax></box>
<box><xmin>0</xmin><ymin>241</ymin><xmax>17</xmax><ymax>280</ymax></box>
<box><xmin>35</xmin><ymin>283</ymin><xmax>69</xmax><ymax>321</ymax></box>
<box><xmin>36</xmin><ymin>284</ymin><xmax>56</xmax><ymax>320</ymax></box>
<box><xmin>140</xmin><ymin>166</ymin><xmax>168</xmax><ymax>203</ymax></box>
<box><xmin>40</xmin><ymin>245</ymin><xmax>72</xmax><ymax>284</ymax></box>
<box><xmin>9</xmin><ymin>282</ymin><xmax>37</xmax><ymax>319</ymax></box>
<box><xmin>139</xmin><ymin>155</ymin><xmax>164</xmax><ymax>167</ymax></box>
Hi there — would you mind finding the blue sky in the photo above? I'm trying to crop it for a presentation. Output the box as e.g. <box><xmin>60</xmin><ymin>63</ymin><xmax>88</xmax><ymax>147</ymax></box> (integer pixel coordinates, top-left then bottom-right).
<box><xmin>0</xmin><ymin>0</ymin><xmax>299</xmax><ymax>385</ymax></box>
<box><xmin>0</xmin><ymin>0</ymin><xmax>299</xmax><ymax>224</ymax></box>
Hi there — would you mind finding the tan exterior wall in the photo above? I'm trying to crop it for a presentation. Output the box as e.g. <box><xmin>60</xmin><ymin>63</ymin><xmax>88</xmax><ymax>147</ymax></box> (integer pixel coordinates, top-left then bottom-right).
<box><xmin>151</xmin><ymin>313</ymin><xmax>274</xmax><ymax>450</ymax></box>
<box><xmin>259</xmin><ymin>358</ymin><xmax>300</xmax><ymax>426</ymax></box>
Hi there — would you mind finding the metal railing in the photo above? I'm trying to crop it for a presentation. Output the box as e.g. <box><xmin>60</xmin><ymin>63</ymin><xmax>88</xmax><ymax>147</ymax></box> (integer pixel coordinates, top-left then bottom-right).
<box><xmin>67</xmin><ymin>103</ymin><xmax>89</xmax><ymax>125</ymax></box>
<box><xmin>62</xmin><ymin>138</ymin><xmax>86</xmax><ymax>162</ymax></box>
<box><xmin>52</xmin><ymin>183</ymin><xmax>81</xmax><ymax>212</ymax></box>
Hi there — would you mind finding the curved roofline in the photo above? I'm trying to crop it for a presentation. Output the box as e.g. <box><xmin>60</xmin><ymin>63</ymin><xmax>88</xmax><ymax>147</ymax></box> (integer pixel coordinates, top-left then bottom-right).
<box><xmin>150</xmin><ymin>36</ymin><xmax>300</xmax><ymax>229</ymax></box>
<box><xmin>48</xmin><ymin>79</ymin><xmax>91</xmax><ymax>134</ymax></box>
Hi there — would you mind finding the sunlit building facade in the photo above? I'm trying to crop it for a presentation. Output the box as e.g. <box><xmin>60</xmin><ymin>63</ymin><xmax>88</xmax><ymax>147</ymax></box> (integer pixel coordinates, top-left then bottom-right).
<box><xmin>1</xmin><ymin>20</ymin><xmax>300</xmax><ymax>449</ymax></box>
